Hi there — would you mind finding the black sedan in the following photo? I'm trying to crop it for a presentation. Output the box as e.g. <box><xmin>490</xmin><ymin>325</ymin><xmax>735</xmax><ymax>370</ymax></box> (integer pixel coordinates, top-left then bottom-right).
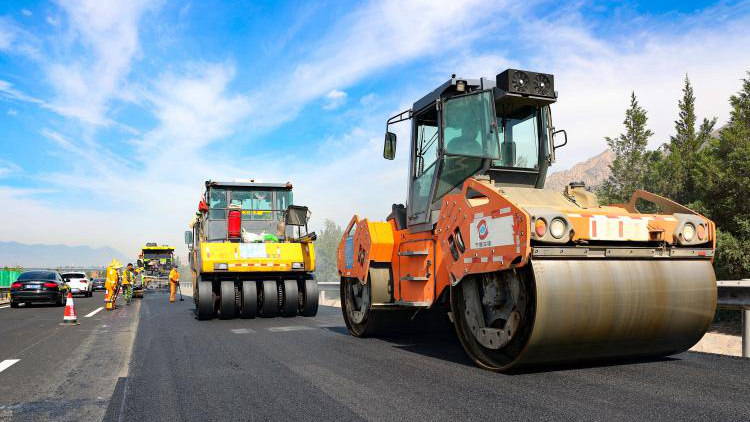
<box><xmin>91</xmin><ymin>278</ymin><xmax>106</xmax><ymax>291</ymax></box>
<box><xmin>10</xmin><ymin>271</ymin><xmax>69</xmax><ymax>308</ymax></box>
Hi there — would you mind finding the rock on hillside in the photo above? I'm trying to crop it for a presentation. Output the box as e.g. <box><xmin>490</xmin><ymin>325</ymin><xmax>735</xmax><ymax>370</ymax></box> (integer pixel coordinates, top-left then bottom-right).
<box><xmin>545</xmin><ymin>149</ymin><xmax>613</xmax><ymax>192</ymax></box>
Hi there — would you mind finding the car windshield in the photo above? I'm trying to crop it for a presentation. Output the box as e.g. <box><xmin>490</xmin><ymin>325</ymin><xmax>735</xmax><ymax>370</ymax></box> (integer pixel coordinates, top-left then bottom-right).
<box><xmin>18</xmin><ymin>271</ymin><xmax>56</xmax><ymax>281</ymax></box>
<box><xmin>62</xmin><ymin>273</ymin><xmax>85</xmax><ymax>278</ymax></box>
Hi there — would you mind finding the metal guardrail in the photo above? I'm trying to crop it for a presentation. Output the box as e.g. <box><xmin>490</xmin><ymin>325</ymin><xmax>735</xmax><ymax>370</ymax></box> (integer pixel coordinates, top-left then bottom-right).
<box><xmin>717</xmin><ymin>279</ymin><xmax>750</xmax><ymax>358</ymax></box>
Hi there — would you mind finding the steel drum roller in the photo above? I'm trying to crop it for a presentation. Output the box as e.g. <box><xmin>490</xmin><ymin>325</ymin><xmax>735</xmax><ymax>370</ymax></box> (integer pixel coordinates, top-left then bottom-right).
<box><xmin>514</xmin><ymin>259</ymin><xmax>717</xmax><ymax>367</ymax></box>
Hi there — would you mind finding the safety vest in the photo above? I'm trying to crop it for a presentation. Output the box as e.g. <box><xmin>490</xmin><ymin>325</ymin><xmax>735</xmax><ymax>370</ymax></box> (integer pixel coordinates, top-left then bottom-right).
<box><xmin>169</xmin><ymin>268</ymin><xmax>180</xmax><ymax>283</ymax></box>
<box><xmin>105</xmin><ymin>266</ymin><xmax>119</xmax><ymax>290</ymax></box>
<box><xmin>122</xmin><ymin>269</ymin><xmax>135</xmax><ymax>285</ymax></box>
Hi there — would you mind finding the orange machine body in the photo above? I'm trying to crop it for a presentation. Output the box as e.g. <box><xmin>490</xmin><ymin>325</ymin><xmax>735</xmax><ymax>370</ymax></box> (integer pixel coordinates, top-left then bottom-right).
<box><xmin>337</xmin><ymin>177</ymin><xmax>716</xmax><ymax>309</ymax></box>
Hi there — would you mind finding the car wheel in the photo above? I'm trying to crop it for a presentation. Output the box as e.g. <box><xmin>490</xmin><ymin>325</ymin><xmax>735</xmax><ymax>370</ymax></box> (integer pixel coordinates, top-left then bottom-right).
<box><xmin>10</xmin><ymin>301</ymin><xmax>18</xmax><ymax>308</ymax></box>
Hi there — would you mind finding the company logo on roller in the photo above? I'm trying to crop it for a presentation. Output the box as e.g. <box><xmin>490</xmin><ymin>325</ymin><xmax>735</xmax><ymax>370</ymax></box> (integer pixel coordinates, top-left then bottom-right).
<box><xmin>477</xmin><ymin>219</ymin><xmax>489</xmax><ymax>240</ymax></box>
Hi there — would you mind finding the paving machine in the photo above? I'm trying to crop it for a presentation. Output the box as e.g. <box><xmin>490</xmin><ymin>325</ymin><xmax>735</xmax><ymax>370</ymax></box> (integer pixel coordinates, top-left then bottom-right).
<box><xmin>337</xmin><ymin>69</ymin><xmax>717</xmax><ymax>371</ymax></box>
<box><xmin>186</xmin><ymin>180</ymin><xmax>318</xmax><ymax>320</ymax></box>
<box><xmin>138</xmin><ymin>243</ymin><xmax>175</xmax><ymax>289</ymax></box>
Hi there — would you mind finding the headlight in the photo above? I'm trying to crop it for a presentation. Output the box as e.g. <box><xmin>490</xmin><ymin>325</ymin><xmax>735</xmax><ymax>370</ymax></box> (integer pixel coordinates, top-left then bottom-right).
<box><xmin>214</xmin><ymin>263</ymin><xmax>228</xmax><ymax>270</ymax></box>
<box><xmin>550</xmin><ymin>218</ymin><xmax>566</xmax><ymax>239</ymax></box>
<box><xmin>697</xmin><ymin>224</ymin><xmax>706</xmax><ymax>241</ymax></box>
<box><xmin>292</xmin><ymin>262</ymin><xmax>304</xmax><ymax>269</ymax></box>
<box><xmin>682</xmin><ymin>223</ymin><xmax>696</xmax><ymax>242</ymax></box>
<box><xmin>534</xmin><ymin>218</ymin><xmax>547</xmax><ymax>237</ymax></box>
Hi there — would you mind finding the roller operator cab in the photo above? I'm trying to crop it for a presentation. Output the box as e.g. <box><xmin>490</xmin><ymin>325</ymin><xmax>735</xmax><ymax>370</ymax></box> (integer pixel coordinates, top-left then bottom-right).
<box><xmin>187</xmin><ymin>180</ymin><xmax>319</xmax><ymax>320</ymax></box>
<box><xmin>337</xmin><ymin>69</ymin><xmax>717</xmax><ymax>372</ymax></box>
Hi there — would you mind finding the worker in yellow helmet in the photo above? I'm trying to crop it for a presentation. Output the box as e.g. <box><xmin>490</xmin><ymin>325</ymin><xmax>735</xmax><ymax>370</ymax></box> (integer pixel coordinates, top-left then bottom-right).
<box><xmin>122</xmin><ymin>263</ymin><xmax>135</xmax><ymax>305</ymax></box>
<box><xmin>168</xmin><ymin>265</ymin><xmax>180</xmax><ymax>303</ymax></box>
<box><xmin>105</xmin><ymin>259</ymin><xmax>122</xmax><ymax>310</ymax></box>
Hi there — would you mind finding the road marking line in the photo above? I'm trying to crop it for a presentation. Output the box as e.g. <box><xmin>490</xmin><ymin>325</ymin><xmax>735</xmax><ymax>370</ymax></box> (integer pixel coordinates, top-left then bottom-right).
<box><xmin>230</xmin><ymin>328</ymin><xmax>255</xmax><ymax>334</ymax></box>
<box><xmin>268</xmin><ymin>326</ymin><xmax>313</xmax><ymax>332</ymax></box>
<box><xmin>0</xmin><ymin>360</ymin><xmax>20</xmax><ymax>373</ymax></box>
<box><xmin>84</xmin><ymin>307</ymin><xmax>104</xmax><ymax>318</ymax></box>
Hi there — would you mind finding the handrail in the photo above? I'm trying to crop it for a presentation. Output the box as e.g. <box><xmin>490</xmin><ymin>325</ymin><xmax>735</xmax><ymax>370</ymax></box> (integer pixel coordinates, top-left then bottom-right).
<box><xmin>717</xmin><ymin>279</ymin><xmax>750</xmax><ymax>358</ymax></box>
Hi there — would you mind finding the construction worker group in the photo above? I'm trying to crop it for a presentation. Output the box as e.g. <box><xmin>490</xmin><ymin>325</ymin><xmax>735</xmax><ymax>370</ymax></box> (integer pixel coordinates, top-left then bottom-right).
<box><xmin>105</xmin><ymin>258</ymin><xmax>180</xmax><ymax>309</ymax></box>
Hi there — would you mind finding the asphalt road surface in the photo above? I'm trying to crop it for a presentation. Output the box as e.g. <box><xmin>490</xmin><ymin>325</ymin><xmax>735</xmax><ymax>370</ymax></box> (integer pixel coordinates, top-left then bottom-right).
<box><xmin>1</xmin><ymin>289</ymin><xmax>749</xmax><ymax>421</ymax></box>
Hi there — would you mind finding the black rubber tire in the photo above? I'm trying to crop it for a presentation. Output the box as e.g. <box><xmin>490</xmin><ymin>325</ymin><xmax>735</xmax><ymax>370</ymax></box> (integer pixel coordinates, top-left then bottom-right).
<box><xmin>280</xmin><ymin>280</ymin><xmax>298</xmax><ymax>317</ymax></box>
<box><xmin>10</xmin><ymin>301</ymin><xmax>18</xmax><ymax>308</ymax></box>
<box><xmin>197</xmin><ymin>280</ymin><xmax>215</xmax><ymax>320</ymax></box>
<box><xmin>259</xmin><ymin>280</ymin><xmax>278</xmax><ymax>318</ymax></box>
<box><xmin>56</xmin><ymin>294</ymin><xmax>65</xmax><ymax>307</ymax></box>
<box><xmin>300</xmin><ymin>278</ymin><xmax>319</xmax><ymax>317</ymax></box>
<box><xmin>239</xmin><ymin>280</ymin><xmax>257</xmax><ymax>319</ymax></box>
<box><xmin>219</xmin><ymin>281</ymin><xmax>237</xmax><ymax>319</ymax></box>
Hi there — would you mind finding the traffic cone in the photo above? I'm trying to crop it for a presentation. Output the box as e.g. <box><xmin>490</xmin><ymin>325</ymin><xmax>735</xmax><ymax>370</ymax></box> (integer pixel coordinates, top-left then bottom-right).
<box><xmin>105</xmin><ymin>289</ymin><xmax>113</xmax><ymax>311</ymax></box>
<box><xmin>60</xmin><ymin>292</ymin><xmax>79</xmax><ymax>325</ymax></box>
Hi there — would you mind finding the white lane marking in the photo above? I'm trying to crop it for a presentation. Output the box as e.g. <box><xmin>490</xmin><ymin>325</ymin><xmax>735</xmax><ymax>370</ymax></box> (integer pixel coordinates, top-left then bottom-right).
<box><xmin>0</xmin><ymin>305</ymin><xmax>9</xmax><ymax>309</ymax></box>
<box><xmin>230</xmin><ymin>328</ymin><xmax>255</xmax><ymax>334</ymax></box>
<box><xmin>0</xmin><ymin>360</ymin><xmax>20</xmax><ymax>373</ymax></box>
<box><xmin>267</xmin><ymin>326</ymin><xmax>313</xmax><ymax>332</ymax></box>
<box><xmin>84</xmin><ymin>307</ymin><xmax>104</xmax><ymax>318</ymax></box>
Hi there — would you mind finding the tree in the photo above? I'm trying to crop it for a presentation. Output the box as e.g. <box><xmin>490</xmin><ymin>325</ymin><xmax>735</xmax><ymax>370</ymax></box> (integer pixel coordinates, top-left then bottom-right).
<box><xmin>314</xmin><ymin>219</ymin><xmax>344</xmax><ymax>283</ymax></box>
<box><xmin>645</xmin><ymin>75</ymin><xmax>717</xmax><ymax>205</ymax></box>
<box><xmin>598</xmin><ymin>92</ymin><xmax>653</xmax><ymax>204</ymax></box>
<box><xmin>693</xmin><ymin>72</ymin><xmax>750</xmax><ymax>279</ymax></box>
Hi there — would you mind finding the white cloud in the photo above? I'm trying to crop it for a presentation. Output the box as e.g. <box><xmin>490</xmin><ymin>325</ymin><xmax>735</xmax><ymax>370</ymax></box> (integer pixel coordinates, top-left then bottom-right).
<box><xmin>525</xmin><ymin>7</ymin><xmax>750</xmax><ymax>170</ymax></box>
<box><xmin>0</xmin><ymin>161</ymin><xmax>21</xmax><ymax>178</ymax></box>
<box><xmin>21</xmin><ymin>9</ymin><xmax>32</xmax><ymax>17</ymax></box>
<box><xmin>45</xmin><ymin>16</ymin><xmax>60</xmax><ymax>27</ymax></box>
<box><xmin>323</xmin><ymin>89</ymin><xmax>347</xmax><ymax>110</ymax></box>
<box><xmin>7</xmin><ymin>108</ymin><xmax>18</xmax><ymax>116</ymax></box>
<box><xmin>42</xmin><ymin>0</ymin><xmax>158</xmax><ymax>125</ymax></box>
<box><xmin>0</xmin><ymin>16</ymin><xmax>40</xmax><ymax>57</ymax></box>
<box><xmin>245</xmin><ymin>0</ymin><xmax>517</xmax><ymax>131</ymax></box>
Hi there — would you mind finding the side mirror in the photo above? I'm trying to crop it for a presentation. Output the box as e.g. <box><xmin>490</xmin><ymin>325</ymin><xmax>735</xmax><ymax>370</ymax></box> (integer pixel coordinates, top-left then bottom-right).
<box><xmin>285</xmin><ymin>205</ymin><xmax>311</xmax><ymax>226</ymax></box>
<box><xmin>552</xmin><ymin>129</ymin><xmax>568</xmax><ymax>151</ymax></box>
<box><xmin>184</xmin><ymin>230</ymin><xmax>193</xmax><ymax>245</ymax></box>
<box><xmin>383</xmin><ymin>132</ymin><xmax>397</xmax><ymax>160</ymax></box>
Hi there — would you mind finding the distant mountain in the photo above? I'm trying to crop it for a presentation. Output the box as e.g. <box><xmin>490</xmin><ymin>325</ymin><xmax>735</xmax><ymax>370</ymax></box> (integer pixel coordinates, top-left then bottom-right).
<box><xmin>0</xmin><ymin>241</ymin><xmax>127</xmax><ymax>268</ymax></box>
<box><xmin>545</xmin><ymin>149</ymin><xmax>613</xmax><ymax>192</ymax></box>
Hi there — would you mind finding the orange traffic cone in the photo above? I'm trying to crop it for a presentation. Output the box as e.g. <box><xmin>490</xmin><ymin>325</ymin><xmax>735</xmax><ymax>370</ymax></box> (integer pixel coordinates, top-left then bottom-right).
<box><xmin>60</xmin><ymin>291</ymin><xmax>79</xmax><ymax>325</ymax></box>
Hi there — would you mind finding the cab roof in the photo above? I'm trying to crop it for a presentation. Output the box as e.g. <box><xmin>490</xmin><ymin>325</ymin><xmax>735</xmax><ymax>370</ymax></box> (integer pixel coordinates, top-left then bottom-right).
<box><xmin>205</xmin><ymin>180</ymin><xmax>293</xmax><ymax>190</ymax></box>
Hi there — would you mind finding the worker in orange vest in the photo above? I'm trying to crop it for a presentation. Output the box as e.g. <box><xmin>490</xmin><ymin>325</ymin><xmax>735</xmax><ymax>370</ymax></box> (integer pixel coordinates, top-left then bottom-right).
<box><xmin>168</xmin><ymin>265</ymin><xmax>180</xmax><ymax>303</ymax></box>
<box><xmin>105</xmin><ymin>259</ymin><xmax>122</xmax><ymax>310</ymax></box>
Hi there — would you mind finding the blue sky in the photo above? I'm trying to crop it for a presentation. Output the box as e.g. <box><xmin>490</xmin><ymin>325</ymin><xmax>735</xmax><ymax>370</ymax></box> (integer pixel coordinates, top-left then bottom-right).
<box><xmin>1</xmin><ymin>0</ymin><xmax>750</xmax><ymax>258</ymax></box>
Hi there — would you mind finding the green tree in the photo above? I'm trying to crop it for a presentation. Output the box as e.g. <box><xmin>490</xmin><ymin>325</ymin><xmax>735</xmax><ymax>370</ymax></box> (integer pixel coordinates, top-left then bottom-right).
<box><xmin>314</xmin><ymin>219</ymin><xmax>343</xmax><ymax>283</ymax></box>
<box><xmin>694</xmin><ymin>72</ymin><xmax>750</xmax><ymax>279</ymax></box>
<box><xmin>645</xmin><ymin>75</ymin><xmax>717</xmax><ymax>205</ymax></box>
<box><xmin>598</xmin><ymin>92</ymin><xmax>654</xmax><ymax>204</ymax></box>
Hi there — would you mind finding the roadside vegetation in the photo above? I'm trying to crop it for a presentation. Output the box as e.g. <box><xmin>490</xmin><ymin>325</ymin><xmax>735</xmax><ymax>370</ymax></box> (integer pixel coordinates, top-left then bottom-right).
<box><xmin>599</xmin><ymin>71</ymin><xmax>750</xmax><ymax>281</ymax></box>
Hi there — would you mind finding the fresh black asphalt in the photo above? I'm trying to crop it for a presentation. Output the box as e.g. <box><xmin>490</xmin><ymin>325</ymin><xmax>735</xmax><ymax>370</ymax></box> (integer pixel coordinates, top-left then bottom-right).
<box><xmin>2</xmin><ymin>289</ymin><xmax>749</xmax><ymax>421</ymax></box>
<box><xmin>0</xmin><ymin>292</ymin><xmax>139</xmax><ymax>421</ymax></box>
<box><xmin>101</xmin><ymin>291</ymin><xmax>749</xmax><ymax>422</ymax></box>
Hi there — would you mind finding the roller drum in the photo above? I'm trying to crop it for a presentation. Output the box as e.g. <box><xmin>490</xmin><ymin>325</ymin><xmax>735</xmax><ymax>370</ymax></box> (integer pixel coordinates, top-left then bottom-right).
<box><xmin>517</xmin><ymin>259</ymin><xmax>716</xmax><ymax>366</ymax></box>
<box><xmin>454</xmin><ymin>259</ymin><xmax>717</xmax><ymax>371</ymax></box>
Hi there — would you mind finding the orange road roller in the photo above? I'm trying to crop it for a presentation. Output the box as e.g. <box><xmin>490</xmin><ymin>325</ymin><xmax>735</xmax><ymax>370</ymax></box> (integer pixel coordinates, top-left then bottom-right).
<box><xmin>336</xmin><ymin>69</ymin><xmax>717</xmax><ymax>371</ymax></box>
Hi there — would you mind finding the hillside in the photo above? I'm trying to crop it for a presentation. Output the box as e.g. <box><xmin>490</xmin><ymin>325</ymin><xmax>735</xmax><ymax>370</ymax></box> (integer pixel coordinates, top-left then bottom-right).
<box><xmin>545</xmin><ymin>149</ymin><xmax>613</xmax><ymax>191</ymax></box>
<box><xmin>0</xmin><ymin>241</ymin><xmax>127</xmax><ymax>268</ymax></box>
